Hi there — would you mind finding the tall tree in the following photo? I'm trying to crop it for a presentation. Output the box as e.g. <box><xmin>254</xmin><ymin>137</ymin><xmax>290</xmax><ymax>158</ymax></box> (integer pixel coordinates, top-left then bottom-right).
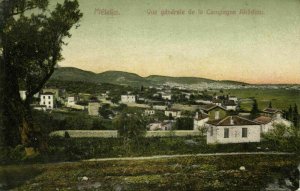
<box><xmin>250</xmin><ymin>99</ymin><xmax>259</xmax><ymax>119</ymax></box>
<box><xmin>268</xmin><ymin>101</ymin><xmax>272</xmax><ymax>108</ymax></box>
<box><xmin>114</xmin><ymin>113</ymin><xmax>146</xmax><ymax>150</ymax></box>
<box><xmin>293</xmin><ymin>104</ymin><xmax>299</xmax><ymax>128</ymax></box>
<box><xmin>288</xmin><ymin>105</ymin><xmax>293</xmax><ymax>121</ymax></box>
<box><xmin>1</xmin><ymin>0</ymin><xmax>82</xmax><ymax>155</ymax></box>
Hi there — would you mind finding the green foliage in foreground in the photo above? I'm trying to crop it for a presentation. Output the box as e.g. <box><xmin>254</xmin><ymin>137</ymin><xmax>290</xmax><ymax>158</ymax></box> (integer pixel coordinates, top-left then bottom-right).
<box><xmin>1</xmin><ymin>154</ymin><xmax>299</xmax><ymax>191</ymax></box>
<box><xmin>1</xmin><ymin>132</ymin><xmax>299</xmax><ymax>165</ymax></box>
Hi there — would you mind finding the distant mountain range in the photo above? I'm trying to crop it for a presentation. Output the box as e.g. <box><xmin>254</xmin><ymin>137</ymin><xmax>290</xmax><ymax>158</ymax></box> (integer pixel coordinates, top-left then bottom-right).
<box><xmin>50</xmin><ymin>67</ymin><xmax>248</xmax><ymax>87</ymax></box>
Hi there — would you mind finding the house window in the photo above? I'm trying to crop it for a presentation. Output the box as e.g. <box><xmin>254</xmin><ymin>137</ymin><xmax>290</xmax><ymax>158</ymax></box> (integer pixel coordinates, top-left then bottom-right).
<box><xmin>43</xmin><ymin>102</ymin><xmax>45</xmax><ymax>105</ymax></box>
<box><xmin>215</xmin><ymin>111</ymin><xmax>220</xmax><ymax>120</ymax></box>
<box><xmin>224</xmin><ymin>128</ymin><xmax>229</xmax><ymax>138</ymax></box>
<box><xmin>43</xmin><ymin>96</ymin><xmax>45</xmax><ymax>99</ymax></box>
<box><xmin>48</xmin><ymin>96</ymin><xmax>51</xmax><ymax>99</ymax></box>
<box><xmin>210</xmin><ymin>127</ymin><xmax>213</xmax><ymax>136</ymax></box>
<box><xmin>242</xmin><ymin>128</ymin><xmax>248</xmax><ymax>138</ymax></box>
<box><xmin>48</xmin><ymin>101</ymin><xmax>51</xmax><ymax>105</ymax></box>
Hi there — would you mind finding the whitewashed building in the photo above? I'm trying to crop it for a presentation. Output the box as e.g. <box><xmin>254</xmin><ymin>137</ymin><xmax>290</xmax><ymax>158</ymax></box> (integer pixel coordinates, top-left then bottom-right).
<box><xmin>254</xmin><ymin>116</ymin><xmax>273</xmax><ymax>133</ymax></box>
<box><xmin>206</xmin><ymin>116</ymin><xmax>261</xmax><ymax>144</ymax></box>
<box><xmin>193</xmin><ymin>112</ymin><xmax>209</xmax><ymax>131</ymax></box>
<box><xmin>67</xmin><ymin>96</ymin><xmax>77</xmax><ymax>106</ymax></box>
<box><xmin>229</xmin><ymin>96</ymin><xmax>238</xmax><ymax>104</ymax></box>
<box><xmin>145</xmin><ymin>109</ymin><xmax>156</xmax><ymax>115</ymax></box>
<box><xmin>223</xmin><ymin>100</ymin><xmax>238</xmax><ymax>111</ymax></box>
<box><xmin>19</xmin><ymin>90</ymin><xmax>27</xmax><ymax>100</ymax></box>
<box><xmin>121</xmin><ymin>95</ymin><xmax>136</xmax><ymax>103</ymax></box>
<box><xmin>161</xmin><ymin>94</ymin><xmax>172</xmax><ymax>100</ymax></box>
<box><xmin>40</xmin><ymin>92</ymin><xmax>54</xmax><ymax>110</ymax></box>
<box><xmin>148</xmin><ymin>121</ymin><xmax>174</xmax><ymax>131</ymax></box>
<box><xmin>255</xmin><ymin>115</ymin><xmax>292</xmax><ymax>133</ymax></box>
<box><xmin>88</xmin><ymin>102</ymin><xmax>100</xmax><ymax>116</ymax></box>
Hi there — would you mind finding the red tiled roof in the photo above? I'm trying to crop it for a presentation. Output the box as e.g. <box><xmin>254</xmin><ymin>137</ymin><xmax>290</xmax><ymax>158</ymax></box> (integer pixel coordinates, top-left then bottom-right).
<box><xmin>200</xmin><ymin>104</ymin><xmax>226</xmax><ymax>112</ymax></box>
<box><xmin>195</xmin><ymin>113</ymin><xmax>208</xmax><ymax>120</ymax></box>
<box><xmin>207</xmin><ymin>116</ymin><xmax>260</xmax><ymax>126</ymax></box>
<box><xmin>254</xmin><ymin>116</ymin><xmax>272</xmax><ymax>124</ymax></box>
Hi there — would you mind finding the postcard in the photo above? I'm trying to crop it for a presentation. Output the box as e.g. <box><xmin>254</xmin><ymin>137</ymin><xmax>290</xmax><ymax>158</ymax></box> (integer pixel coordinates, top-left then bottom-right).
<box><xmin>0</xmin><ymin>0</ymin><xmax>299</xmax><ymax>190</ymax></box>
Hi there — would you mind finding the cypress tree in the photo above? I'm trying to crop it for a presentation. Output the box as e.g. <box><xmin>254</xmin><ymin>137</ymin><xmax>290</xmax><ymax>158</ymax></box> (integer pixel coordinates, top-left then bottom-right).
<box><xmin>250</xmin><ymin>99</ymin><xmax>259</xmax><ymax>119</ymax></box>
<box><xmin>288</xmin><ymin>105</ymin><xmax>293</xmax><ymax>121</ymax></box>
<box><xmin>293</xmin><ymin>104</ymin><xmax>299</xmax><ymax>128</ymax></box>
<box><xmin>268</xmin><ymin>101</ymin><xmax>272</xmax><ymax>108</ymax></box>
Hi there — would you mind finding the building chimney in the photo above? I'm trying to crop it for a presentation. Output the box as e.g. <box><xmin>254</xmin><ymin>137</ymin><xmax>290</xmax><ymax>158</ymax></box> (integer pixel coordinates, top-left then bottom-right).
<box><xmin>230</xmin><ymin>116</ymin><xmax>234</xmax><ymax>125</ymax></box>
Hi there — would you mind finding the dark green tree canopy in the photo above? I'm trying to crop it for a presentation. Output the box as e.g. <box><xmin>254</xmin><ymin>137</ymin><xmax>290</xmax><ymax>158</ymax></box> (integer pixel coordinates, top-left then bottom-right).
<box><xmin>0</xmin><ymin>0</ymin><xmax>82</xmax><ymax>151</ymax></box>
<box><xmin>4</xmin><ymin>0</ymin><xmax>82</xmax><ymax>99</ymax></box>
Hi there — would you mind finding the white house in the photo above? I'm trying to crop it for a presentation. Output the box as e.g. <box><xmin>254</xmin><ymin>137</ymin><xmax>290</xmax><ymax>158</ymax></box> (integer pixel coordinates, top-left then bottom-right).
<box><xmin>223</xmin><ymin>100</ymin><xmax>237</xmax><ymax>111</ymax></box>
<box><xmin>161</xmin><ymin>94</ymin><xmax>172</xmax><ymax>101</ymax></box>
<box><xmin>67</xmin><ymin>96</ymin><xmax>77</xmax><ymax>106</ymax></box>
<box><xmin>165</xmin><ymin>110</ymin><xmax>181</xmax><ymax>118</ymax></box>
<box><xmin>206</xmin><ymin>116</ymin><xmax>261</xmax><ymax>144</ymax></box>
<box><xmin>88</xmin><ymin>102</ymin><xmax>100</xmax><ymax>116</ymax></box>
<box><xmin>193</xmin><ymin>112</ymin><xmax>209</xmax><ymax>131</ymax></box>
<box><xmin>148</xmin><ymin>121</ymin><xmax>174</xmax><ymax>131</ymax></box>
<box><xmin>229</xmin><ymin>96</ymin><xmax>238</xmax><ymax>104</ymax></box>
<box><xmin>195</xmin><ymin>100</ymin><xmax>213</xmax><ymax>104</ymax></box>
<box><xmin>145</xmin><ymin>109</ymin><xmax>156</xmax><ymax>115</ymax></box>
<box><xmin>40</xmin><ymin>92</ymin><xmax>54</xmax><ymax>110</ymax></box>
<box><xmin>263</xmin><ymin>107</ymin><xmax>292</xmax><ymax>126</ymax></box>
<box><xmin>212</xmin><ymin>99</ymin><xmax>222</xmax><ymax>106</ymax></box>
<box><xmin>121</xmin><ymin>95</ymin><xmax>136</xmax><ymax>103</ymax></box>
<box><xmin>19</xmin><ymin>90</ymin><xmax>27</xmax><ymax>100</ymax></box>
<box><xmin>263</xmin><ymin>108</ymin><xmax>283</xmax><ymax>118</ymax></box>
<box><xmin>32</xmin><ymin>104</ymin><xmax>47</xmax><ymax>111</ymax></box>
<box><xmin>254</xmin><ymin>116</ymin><xmax>273</xmax><ymax>133</ymax></box>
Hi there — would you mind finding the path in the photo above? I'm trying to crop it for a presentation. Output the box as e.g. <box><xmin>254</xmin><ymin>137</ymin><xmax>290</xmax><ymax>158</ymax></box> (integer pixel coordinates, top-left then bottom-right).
<box><xmin>84</xmin><ymin>152</ymin><xmax>295</xmax><ymax>162</ymax></box>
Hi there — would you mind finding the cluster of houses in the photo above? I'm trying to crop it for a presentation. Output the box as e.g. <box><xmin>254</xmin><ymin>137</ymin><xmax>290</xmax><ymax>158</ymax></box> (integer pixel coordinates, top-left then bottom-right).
<box><xmin>20</xmin><ymin>85</ymin><xmax>293</xmax><ymax>145</ymax></box>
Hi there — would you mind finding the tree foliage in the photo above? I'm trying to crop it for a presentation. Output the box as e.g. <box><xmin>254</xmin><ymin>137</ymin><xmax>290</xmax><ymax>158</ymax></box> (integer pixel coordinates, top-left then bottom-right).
<box><xmin>114</xmin><ymin>113</ymin><xmax>147</xmax><ymax>143</ymax></box>
<box><xmin>250</xmin><ymin>99</ymin><xmax>259</xmax><ymax>119</ymax></box>
<box><xmin>0</xmin><ymin>0</ymin><xmax>82</xmax><ymax>153</ymax></box>
<box><xmin>175</xmin><ymin>117</ymin><xmax>193</xmax><ymax>130</ymax></box>
<box><xmin>263</xmin><ymin>123</ymin><xmax>300</xmax><ymax>153</ymax></box>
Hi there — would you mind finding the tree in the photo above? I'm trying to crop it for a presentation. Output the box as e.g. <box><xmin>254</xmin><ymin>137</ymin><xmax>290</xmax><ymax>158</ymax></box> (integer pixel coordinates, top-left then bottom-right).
<box><xmin>98</xmin><ymin>104</ymin><xmax>113</xmax><ymax>119</ymax></box>
<box><xmin>250</xmin><ymin>99</ymin><xmax>259</xmax><ymax>119</ymax></box>
<box><xmin>263</xmin><ymin>123</ymin><xmax>300</xmax><ymax>153</ymax></box>
<box><xmin>175</xmin><ymin>117</ymin><xmax>193</xmax><ymax>130</ymax></box>
<box><xmin>114</xmin><ymin>113</ymin><xmax>146</xmax><ymax>150</ymax></box>
<box><xmin>1</xmin><ymin>0</ymin><xmax>82</xmax><ymax>155</ymax></box>
<box><xmin>268</xmin><ymin>101</ymin><xmax>272</xmax><ymax>108</ymax></box>
<box><xmin>293</xmin><ymin>104</ymin><xmax>299</xmax><ymax>128</ymax></box>
<box><xmin>288</xmin><ymin>105</ymin><xmax>293</xmax><ymax>121</ymax></box>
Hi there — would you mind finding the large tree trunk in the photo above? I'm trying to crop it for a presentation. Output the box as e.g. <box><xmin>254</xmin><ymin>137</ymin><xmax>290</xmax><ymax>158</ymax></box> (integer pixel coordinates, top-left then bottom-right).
<box><xmin>3</xmin><ymin>60</ymin><xmax>47</xmax><ymax>156</ymax></box>
<box><xmin>19</xmin><ymin>101</ymin><xmax>48</xmax><ymax>156</ymax></box>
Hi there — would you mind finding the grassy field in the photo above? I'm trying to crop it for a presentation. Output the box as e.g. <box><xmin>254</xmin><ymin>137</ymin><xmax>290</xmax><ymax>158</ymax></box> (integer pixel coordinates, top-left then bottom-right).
<box><xmin>0</xmin><ymin>154</ymin><xmax>298</xmax><ymax>190</ymax></box>
<box><xmin>222</xmin><ymin>89</ymin><xmax>300</xmax><ymax>111</ymax></box>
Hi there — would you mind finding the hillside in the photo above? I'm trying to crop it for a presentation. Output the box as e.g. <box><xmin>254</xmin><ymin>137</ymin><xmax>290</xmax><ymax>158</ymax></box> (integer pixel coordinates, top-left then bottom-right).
<box><xmin>50</xmin><ymin>67</ymin><xmax>248</xmax><ymax>87</ymax></box>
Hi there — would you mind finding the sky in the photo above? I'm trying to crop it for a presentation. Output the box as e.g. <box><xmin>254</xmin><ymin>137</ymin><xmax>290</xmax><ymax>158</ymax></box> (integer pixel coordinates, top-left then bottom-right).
<box><xmin>55</xmin><ymin>0</ymin><xmax>300</xmax><ymax>84</ymax></box>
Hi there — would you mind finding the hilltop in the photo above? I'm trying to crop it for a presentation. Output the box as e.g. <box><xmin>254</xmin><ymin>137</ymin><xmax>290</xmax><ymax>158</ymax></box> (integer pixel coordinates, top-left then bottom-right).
<box><xmin>50</xmin><ymin>67</ymin><xmax>248</xmax><ymax>87</ymax></box>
